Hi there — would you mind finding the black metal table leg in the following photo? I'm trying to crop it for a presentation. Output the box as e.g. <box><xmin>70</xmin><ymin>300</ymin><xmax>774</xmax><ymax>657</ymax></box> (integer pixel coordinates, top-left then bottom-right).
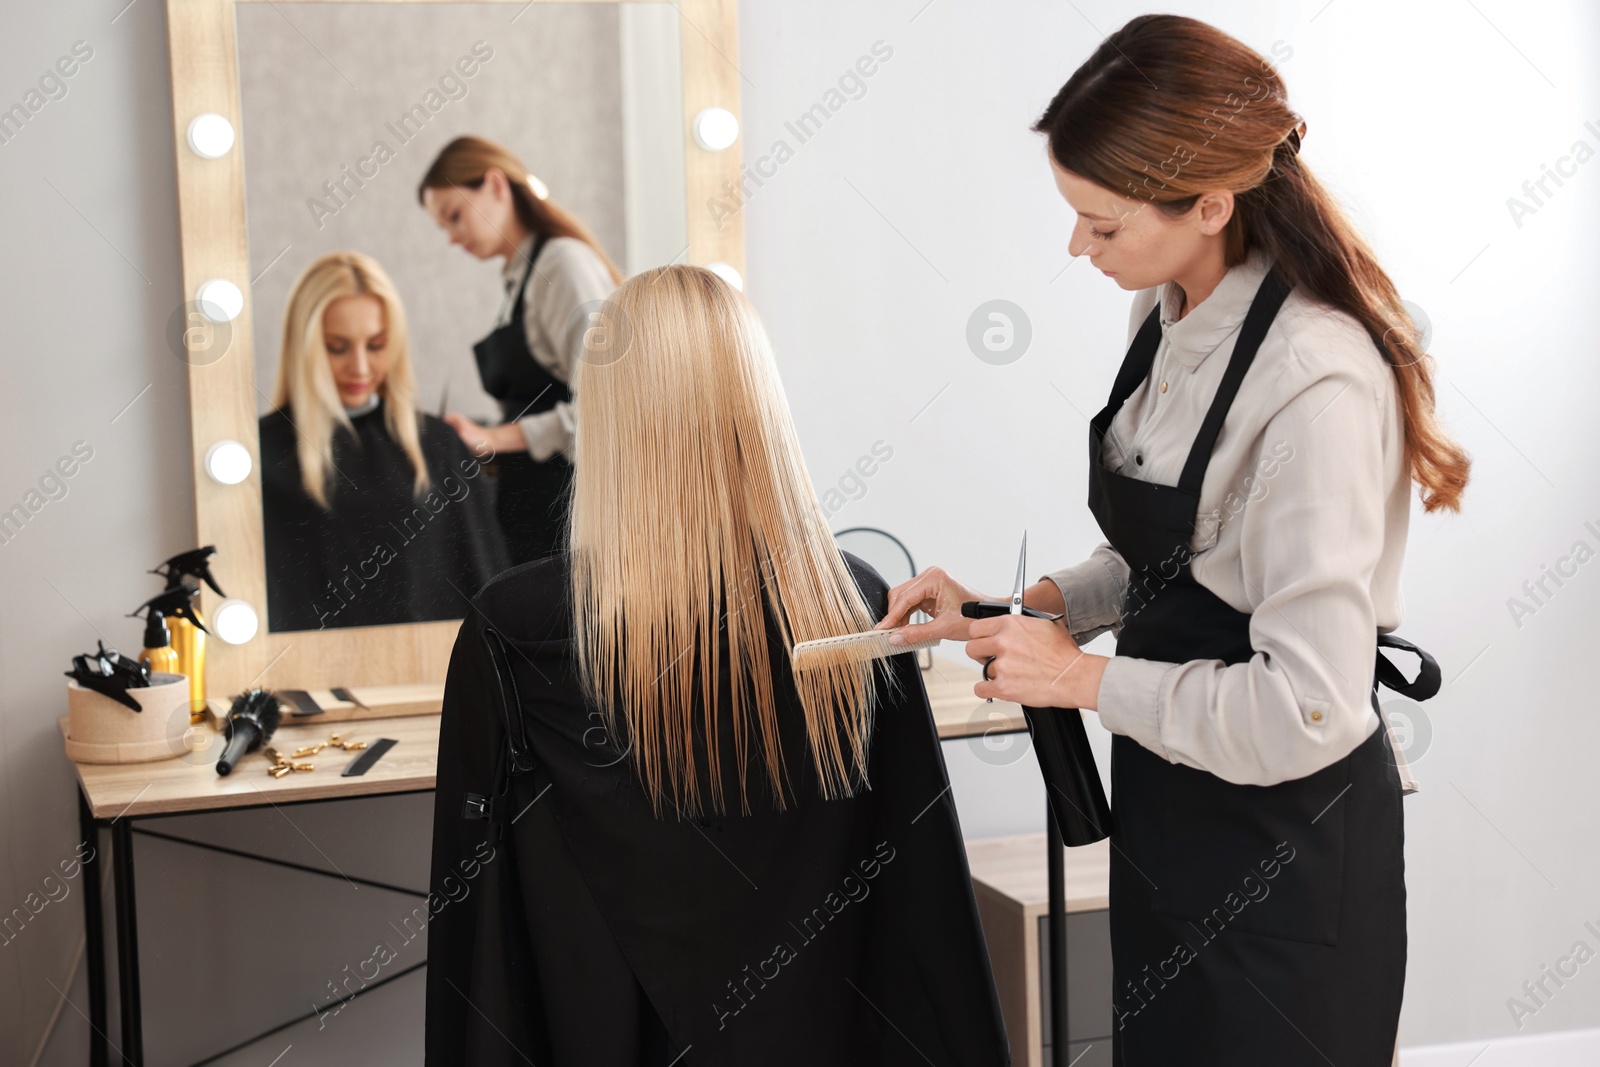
<box><xmin>111</xmin><ymin>817</ymin><xmax>142</xmax><ymax>1066</ymax></box>
<box><xmin>1047</xmin><ymin>801</ymin><xmax>1068</xmax><ymax>1066</ymax></box>
<box><xmin>78</xmin><ymin>788</ymin><xmax>108</xmax><ymax>1067</ymax></box>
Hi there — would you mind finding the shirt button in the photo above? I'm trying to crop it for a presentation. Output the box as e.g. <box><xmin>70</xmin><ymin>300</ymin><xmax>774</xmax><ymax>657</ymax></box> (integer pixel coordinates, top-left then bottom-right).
<box><xmin>1160</xmin><ymin>380</ymin><xmax>1168</xmax><ymax>393</ymax></box>
<box><xmin>1310</xmin><ymin>710</ymin><xmax>1324</xmax><ymax>723</ymax></box>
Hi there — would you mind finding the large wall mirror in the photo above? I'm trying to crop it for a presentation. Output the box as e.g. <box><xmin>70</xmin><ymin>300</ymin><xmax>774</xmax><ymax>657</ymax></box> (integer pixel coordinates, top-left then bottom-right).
<box><xmin>167</xmin><ymin>0</ymin><xmax>742</xmax><ymax>698</ymax></box>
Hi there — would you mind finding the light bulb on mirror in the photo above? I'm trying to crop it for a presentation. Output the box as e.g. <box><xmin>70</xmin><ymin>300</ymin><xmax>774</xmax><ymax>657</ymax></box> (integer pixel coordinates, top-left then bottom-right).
<box><xmin>692</xmin><ymin>107</ymin><xmax>739</xmax><ymax>152</ymax></box>
<box><xmin>196</xmin><ymin>278</ymin><xmax>244</xmax><ymax>323</ymax></box>
<box><xmin>187</xmin><ymin>113</ymin><xmax>235</xmax><ymax>159</ymax></box>
<box><xmin>204</xmin><ymin>440</ymin><xmax>252</xmax><ymax>485</ymax></box>
<box><xmin>212</xmin><ymin>599</ymin><xmax>259</xmax><ymax>645</ymax></box>
<box><xmin>706</xmin><ymin>262</ymin><xmax>743</xmax><ymax>291</ymax></box>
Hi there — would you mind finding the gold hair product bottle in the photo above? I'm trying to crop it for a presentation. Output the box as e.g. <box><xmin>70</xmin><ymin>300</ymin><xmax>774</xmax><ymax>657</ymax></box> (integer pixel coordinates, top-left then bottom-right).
<box><xmin>169</xmin><ymin>608</ymin><xmax>208</xmax><ymax>723</ymax></box>
<box><xmin>138</xmin><ymin>609</ymin><xmax>180</xmax><ymax>676</ymax></box>
<box><xmin>148</xmin><ymin>548</ymin><xmax>226</xmax><ymax>724</ymax></box>
<box><xmin>133</xmin><ymin>585</ymin><xmax>209</xmax><ymax>722</ymax></box>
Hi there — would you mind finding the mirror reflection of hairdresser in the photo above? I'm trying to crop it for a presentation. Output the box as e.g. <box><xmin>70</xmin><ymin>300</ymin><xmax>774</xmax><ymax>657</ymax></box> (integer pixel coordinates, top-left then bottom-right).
<box><xmin>418</xmin><ymin>136</ymin><xmax>623</xmax><ymax>566</ymax></box>
<box><xmin>259</xmin><ymin>252</ymin><xmax>512</xmax><ymax>632</ymax></box>
<box><xmin>425</xmin><ymin>267</ymin><xmax>1009</xmax><ymax>1066</ymax></box>
<box><xmin>879</xmin><ymin>15</ymin><xmax>1471</xmax><ymax>1067</ymax></box>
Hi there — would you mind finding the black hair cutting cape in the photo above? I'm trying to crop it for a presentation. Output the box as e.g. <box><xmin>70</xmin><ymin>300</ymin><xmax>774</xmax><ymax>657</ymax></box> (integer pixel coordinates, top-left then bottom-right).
<box><xmin>424</xmin><ymin>550</ymin><xmax>1010</xmax><ymax>1066</ymax></box>
<box><xmin>259</xmin><ymin>399</ymin><xmax>511</xmax><ymax>632</ymax></box>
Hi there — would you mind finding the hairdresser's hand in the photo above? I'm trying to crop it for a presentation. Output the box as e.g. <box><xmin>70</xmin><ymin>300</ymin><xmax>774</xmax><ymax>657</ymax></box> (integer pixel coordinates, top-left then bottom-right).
<box><xmin>444</xmin><ymin>413</ymin><xmax>524</xmax><ymax>457</ymax></box>
<box><xmin>966</xmin><ymin>615</ymin><xmax>1108</xmax><ymax>710</ymax></box>
<box><xmin>876</xmin><ymin>567</ymin><xmax>994</xmax><ymax>644</ymax></box>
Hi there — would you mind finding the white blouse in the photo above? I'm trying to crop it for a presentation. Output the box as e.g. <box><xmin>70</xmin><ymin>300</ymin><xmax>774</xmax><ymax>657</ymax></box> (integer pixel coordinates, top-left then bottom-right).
<box><xmin>1043</xmin><ymin>246</ymin><xmax>1416</xmax><ymax>788</ymax></box>
<box><xmin>496</xmin><ymin>235</ymin><xmax>617</xmax><ymax>462</ymax></box>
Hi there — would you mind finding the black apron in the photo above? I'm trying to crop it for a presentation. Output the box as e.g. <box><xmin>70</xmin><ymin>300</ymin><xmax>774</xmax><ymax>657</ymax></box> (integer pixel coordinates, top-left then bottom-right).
<box><xmin>1088</xmin><ymin>264</ymin><xmax>1438</xmax><ymax>1065</ymax></box>
<box><xmin>473</xmin><ymin>233</ymin><xmax>576</xmax><ymax>565</ymax></box>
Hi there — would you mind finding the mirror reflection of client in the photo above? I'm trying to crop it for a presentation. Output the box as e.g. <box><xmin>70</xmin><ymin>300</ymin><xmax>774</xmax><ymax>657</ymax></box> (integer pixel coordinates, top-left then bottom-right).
<box><xmin>259</xmin><ymin>252</ymin><xmax>511</xmax><ymax>632</ymax></box>
<box><xmin>418</xmin><ymin>135</ymin><xmax>621</xmax><ymax>566</ymax></box>
<box><xmin>425</xmin><ymin>266</ymin><xmax>1009</xmax><ymax>1065</ymax></box>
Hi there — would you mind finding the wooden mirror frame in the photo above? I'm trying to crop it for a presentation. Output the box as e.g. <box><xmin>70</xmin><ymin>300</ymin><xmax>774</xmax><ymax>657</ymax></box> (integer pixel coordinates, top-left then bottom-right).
<box><xmin>166</xmin><ymin>0</ymin><xmax>742</xmax><ymax>698</ymax></box>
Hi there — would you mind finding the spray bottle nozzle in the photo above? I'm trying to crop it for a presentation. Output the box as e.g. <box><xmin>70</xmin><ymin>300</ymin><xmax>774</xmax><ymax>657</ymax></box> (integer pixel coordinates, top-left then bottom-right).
<box><xmin>150</xmin><ymin>546</ymin><xmax>226</xmax><ymax>598</ymax></box>
<box><xmin>131</xmin><ymin>587</ymin><xmax>210</xmax><ymax>636</ymax></box>
<box><xmin>138</xmin><ymin>608</ymin><xmax>170</xmax><ymax>650</ymax></box>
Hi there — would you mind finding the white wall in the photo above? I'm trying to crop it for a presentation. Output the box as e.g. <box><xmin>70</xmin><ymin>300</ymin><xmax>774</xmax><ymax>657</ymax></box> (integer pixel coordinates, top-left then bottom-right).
<box><xmin>2</xmin><ymin>0</ymin><xmax>1596</xmax><ymax>1062</ymax></box>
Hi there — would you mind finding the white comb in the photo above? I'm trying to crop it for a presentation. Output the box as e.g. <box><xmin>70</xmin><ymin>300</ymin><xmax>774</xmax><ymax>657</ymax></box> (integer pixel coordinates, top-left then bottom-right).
<box><xmin>790</xmin><ymin>629</ymin><xmax>941</xmax><ymax>665</ymax></box>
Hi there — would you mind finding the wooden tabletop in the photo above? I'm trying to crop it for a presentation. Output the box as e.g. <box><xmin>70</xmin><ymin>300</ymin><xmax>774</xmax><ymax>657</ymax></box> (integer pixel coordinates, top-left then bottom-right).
<box><xmin>63</xmin><ymin>713</ymin><xmax>438</xmax><ymax>820</ymax></box>
<box><xmin>63</xmin><ymin>656</ymin><xmax>1037</xmax><ymax>820</ymax></box>
<box><xmin>924</xmin><ymin>656</ymin><xmax>1029</xmax><ymax>739</ymax></box>
<box><xmin>966</xmin><ymin>834</ymin><xmax>1112</xmax><ymax>914</ymax></box>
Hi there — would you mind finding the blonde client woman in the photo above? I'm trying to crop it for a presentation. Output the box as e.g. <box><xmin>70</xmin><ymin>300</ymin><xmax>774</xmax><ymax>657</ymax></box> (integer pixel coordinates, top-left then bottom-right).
<box><xmin>425</xmin><ymin>266</ymin><xmax>1010</xmax><ymax>1067</ymax></box>
<box><xmin>260</xmin><ymin>252</ymin><xmax>511</xmax><ymax>631</ymax></box>
<box><xmin>418</xmin><ymin>135</ymin><xmax>621</xmax><ymax>566</ymax></box>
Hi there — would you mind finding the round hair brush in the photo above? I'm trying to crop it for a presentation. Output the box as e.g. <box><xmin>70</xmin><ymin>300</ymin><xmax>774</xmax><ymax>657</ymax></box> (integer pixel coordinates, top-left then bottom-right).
<box><xmin>215</xmin><ymin>689</ymin><xmax>283</xmax><ymax>776</ymax></box>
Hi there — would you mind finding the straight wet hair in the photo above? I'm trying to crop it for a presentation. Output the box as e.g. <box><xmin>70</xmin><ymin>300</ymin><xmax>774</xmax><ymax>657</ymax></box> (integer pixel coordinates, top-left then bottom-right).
<box><xmin>567</xmin><ymin>265</ymin><xmax>898</xmax><ymax>817</ymax></box>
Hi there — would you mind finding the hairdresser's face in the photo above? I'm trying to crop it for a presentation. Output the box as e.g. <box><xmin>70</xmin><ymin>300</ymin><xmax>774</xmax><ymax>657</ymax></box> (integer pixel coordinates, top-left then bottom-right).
<box><xmin>1050</xmin><ymin>159</ymin><xmax>1226</xmax><ymax>292</ymax></box>
<box><xmin>422</xmin><ymin>169</ymin><xmax>518</xmax><ymax>261</ymax></box>
<box><xmin>322</xmin><ymin>295</ymin><xmax>389</xmax><ymax>407</ymax></box>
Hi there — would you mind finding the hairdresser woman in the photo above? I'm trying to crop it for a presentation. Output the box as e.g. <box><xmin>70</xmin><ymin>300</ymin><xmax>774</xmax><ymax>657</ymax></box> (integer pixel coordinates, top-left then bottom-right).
<box><xmin>880</xmin><ymin>15</ymin><xmax>1467</xmax><ymax>1067</ymax></box>
<box><xmin>419</xmin><ymin>136</ymin><xmax>622</xmax><ymax>564</ymax></box>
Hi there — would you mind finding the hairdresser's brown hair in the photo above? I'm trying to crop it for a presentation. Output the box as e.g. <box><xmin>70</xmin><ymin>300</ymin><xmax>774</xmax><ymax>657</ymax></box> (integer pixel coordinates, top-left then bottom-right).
<box><xmin>1034</xmin><ymin>14</ymin><xmax>1469</xmax><ymax>513</ymax></box>
<box><xmin>417</xmin><ymin>135</ymin><xmax>624</xmax><ymax>285</ymax></box>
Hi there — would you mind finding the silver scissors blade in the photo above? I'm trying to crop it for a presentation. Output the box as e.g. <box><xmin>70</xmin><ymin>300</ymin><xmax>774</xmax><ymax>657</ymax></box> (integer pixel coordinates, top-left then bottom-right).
<box><xmin>1010</xmin><ymin>531</ymin><xmax>1027</xmax><ymax>614</ymax></box>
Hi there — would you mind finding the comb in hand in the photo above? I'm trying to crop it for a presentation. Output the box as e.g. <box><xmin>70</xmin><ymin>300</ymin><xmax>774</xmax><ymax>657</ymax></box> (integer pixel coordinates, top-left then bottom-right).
<box><xmin>790</xmin><ymin>629</ymin><xmax>941</xmax><ymax>668</ymax></box>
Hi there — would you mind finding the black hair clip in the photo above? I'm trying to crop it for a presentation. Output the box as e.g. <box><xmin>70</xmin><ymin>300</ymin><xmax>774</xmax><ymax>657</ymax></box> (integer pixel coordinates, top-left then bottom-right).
<box><xmin>64</xmin><ymin>640</ymin><xmax>152</xmax><ymax>713</ymax></box>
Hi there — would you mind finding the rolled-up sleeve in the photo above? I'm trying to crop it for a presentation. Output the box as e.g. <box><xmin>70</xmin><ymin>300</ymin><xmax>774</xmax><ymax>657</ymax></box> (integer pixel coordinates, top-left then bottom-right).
<box><xmin>1095</xmin><ymin>349</ymin><xmax>1388</xmax><ymax>786</ymax></box>
<box><xmin>1042</xmin><ymin>542</ymin><xmax>1129</xmax><ymax>645</ymax></box>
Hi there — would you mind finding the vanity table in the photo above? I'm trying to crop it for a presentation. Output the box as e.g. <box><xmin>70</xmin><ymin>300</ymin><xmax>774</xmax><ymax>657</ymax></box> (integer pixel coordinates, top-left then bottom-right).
<box><xmin>68</xmin><ymin>711</ymin><xmax>438</xmax><ymax>1067</ymax></box>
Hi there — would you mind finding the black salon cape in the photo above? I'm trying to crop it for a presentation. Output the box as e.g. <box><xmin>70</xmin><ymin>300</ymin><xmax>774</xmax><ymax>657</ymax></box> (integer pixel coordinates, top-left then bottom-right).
<box><xmin>259</xmin><ymin>400</ymin><xmax>510</xmax><ymax>631</ymax></box>
<box><xmin>425</xmin><ymin>550</ymin><xmax>1010</xmax><ymax>1066</ymax></box>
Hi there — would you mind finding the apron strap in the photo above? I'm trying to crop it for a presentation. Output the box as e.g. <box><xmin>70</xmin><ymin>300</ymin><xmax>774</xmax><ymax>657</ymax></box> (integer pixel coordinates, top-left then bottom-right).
<box><xmin>1177</xmin><ymin>265</ymin><xmax>1293</xmax><ymax>497</ymax></box>
<box><xmin>1374</xmin><ymin>632</ymin><xmax>1441</xmax><ymax>701</ymax></box>
<box><xmin>508</xmin><ymin>231</ymin><xmax>551</xmax><ymax>325</ymax></box>
<box><xmin>1103</xmin><ymin>303</ymin><xmax>1165</xmax><ymax>415</ymax></box>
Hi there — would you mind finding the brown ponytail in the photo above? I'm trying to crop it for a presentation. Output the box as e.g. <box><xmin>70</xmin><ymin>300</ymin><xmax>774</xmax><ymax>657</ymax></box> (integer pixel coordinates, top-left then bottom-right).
<box><xmin>417</xmin><ymin>134</ymin><xmax>624</xmax><ymax>286</ymax></box>
<box><xmin>1034</xmin><ymin>14</ymin><xmax>1470</xmax><ymax>514</ymax></box>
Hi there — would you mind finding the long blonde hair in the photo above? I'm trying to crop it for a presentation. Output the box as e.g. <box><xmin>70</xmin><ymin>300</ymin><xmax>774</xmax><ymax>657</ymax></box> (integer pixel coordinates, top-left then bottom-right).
<box><xmin>569</xmin><ymin>265</ymin><xmax>894</xmax><ymax>817</ymax></box>
<box><xmin>271</xmin><ymin>251</ymin><xmax>430</xmax><ymax>508</ymax></box>
<box><xmin>417</xmin><ymin>135</ymin><xmax>624</xmax><ymax>286</ymax></box>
